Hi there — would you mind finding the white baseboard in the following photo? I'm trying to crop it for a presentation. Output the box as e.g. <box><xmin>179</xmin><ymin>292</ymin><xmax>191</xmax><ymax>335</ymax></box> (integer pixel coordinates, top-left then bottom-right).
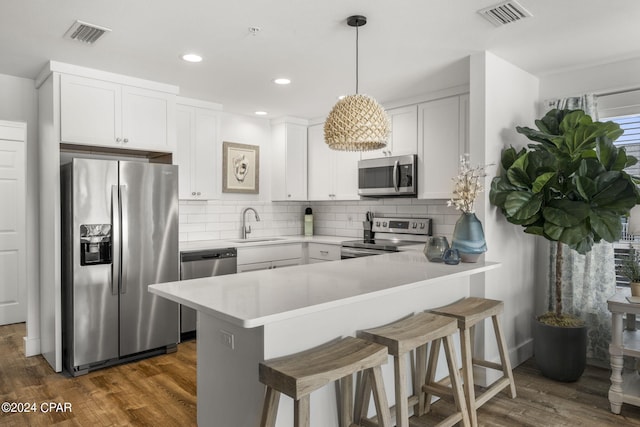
<box><xmin>23</xmin><ymin>336</ymin><xmax>41</xmax><ymax>357</ymax></box>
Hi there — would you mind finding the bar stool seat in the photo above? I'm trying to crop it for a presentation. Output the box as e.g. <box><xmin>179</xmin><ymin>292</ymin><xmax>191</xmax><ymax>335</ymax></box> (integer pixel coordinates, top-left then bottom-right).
<box><xmin>357</xmin><ymin>312</ymin><xmax>470</xmax><ymax>427</ymax></box>
<box><xmin>430</xmin><ymin>297</ymin><xmax>517</xmax><ymax>427</ymax></box>
<box><xmin>259</xmin><ymin>336</ymin><xmax>392</xmax><ymax>427</ymax></box>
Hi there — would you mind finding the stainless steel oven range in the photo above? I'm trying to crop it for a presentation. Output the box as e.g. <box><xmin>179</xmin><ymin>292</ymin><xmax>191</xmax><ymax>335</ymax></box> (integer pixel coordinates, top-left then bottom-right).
<box><xmin>340</xmin><ymin>217</ymin><xmax>432</xmax><ymax>259</ymax></box>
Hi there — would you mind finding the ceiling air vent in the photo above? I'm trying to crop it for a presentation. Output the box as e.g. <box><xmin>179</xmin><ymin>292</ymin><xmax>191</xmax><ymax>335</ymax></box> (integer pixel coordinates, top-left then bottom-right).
<box><xmin>63</xmin><ymin>20</ymin><xmax>111</xmax><ymax>45</ymax></box>
<box><xmin>478</xmin><ymin>1</ymin><xmax>533</xmax><ymax>26</ymax></box>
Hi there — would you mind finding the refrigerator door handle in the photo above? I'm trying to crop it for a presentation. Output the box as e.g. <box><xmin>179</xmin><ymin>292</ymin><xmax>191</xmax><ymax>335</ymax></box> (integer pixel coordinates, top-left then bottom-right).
<box><xmin>120</xmin><ymin>184</ymin><xmax>129</xmax><ymax>294</ymax></box>
<box><xmin>111</xmin><ymin>185</ymin><xmax>120</xmax><ymax>296</ymax></box>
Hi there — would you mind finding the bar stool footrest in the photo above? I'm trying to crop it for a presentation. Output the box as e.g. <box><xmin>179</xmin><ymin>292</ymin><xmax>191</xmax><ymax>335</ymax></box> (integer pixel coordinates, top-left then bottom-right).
<box><xmin>475</xmin><ymin>377</ymin><xmax>512</xmax><ymax>408</ymax></box>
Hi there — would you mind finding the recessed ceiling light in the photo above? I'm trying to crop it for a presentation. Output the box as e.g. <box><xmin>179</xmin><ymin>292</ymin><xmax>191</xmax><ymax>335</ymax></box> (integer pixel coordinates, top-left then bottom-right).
<box><xmin>273</xmin><ymin>78</ymin><xmax>291</xmax><ymax>85</ymax></box>
<box><xmin>182</xmin><ymin>53</ymin><xmax>203</xmax><ymax>63</ymax></box>
<box><xmin>255</xmin><ymin>111</ymin><xmax>268</xmax><ymax>116</ymax></box>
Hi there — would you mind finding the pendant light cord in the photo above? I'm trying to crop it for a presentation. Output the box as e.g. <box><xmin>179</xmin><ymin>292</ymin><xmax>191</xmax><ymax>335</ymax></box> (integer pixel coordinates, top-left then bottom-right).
<box><xmin>355</xmin><ymin>23</ymin><xmax>359</xmax><ymax>94</ymax></box>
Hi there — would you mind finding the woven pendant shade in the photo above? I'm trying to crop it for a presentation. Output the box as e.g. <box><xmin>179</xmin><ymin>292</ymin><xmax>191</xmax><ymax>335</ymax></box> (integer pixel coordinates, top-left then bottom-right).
<box><xmin>324</xmin><ymin>94</ymin><xmax>390</xmax><ymax>151</ymax></box>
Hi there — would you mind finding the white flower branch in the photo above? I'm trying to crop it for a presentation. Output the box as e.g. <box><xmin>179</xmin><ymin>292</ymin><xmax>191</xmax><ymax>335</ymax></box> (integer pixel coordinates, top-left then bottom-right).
<box><xmin>447</xmin><ymin>155</ymin><xmax>490</xmax><ymax>214</ymax></box>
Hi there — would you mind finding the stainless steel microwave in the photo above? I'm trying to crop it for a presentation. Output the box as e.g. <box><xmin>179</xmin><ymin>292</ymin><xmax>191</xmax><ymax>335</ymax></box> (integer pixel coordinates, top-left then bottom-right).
<box><xmin>357</xmin><ymin>154</ymin><xmax>417</xmax><ymax>197</ymax></box>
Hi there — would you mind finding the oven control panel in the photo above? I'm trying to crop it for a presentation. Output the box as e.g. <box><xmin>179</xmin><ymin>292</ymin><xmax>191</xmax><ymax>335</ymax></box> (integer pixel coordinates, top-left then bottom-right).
<box><xmin>371</xmin><ymin>217</ymin><xmax>432</xmax><ymax>235</ymax></box>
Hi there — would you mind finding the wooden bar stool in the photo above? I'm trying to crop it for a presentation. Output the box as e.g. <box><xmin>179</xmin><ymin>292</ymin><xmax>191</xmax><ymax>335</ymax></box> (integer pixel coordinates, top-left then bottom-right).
<box><xmin>357</xmin><ymin>312</ymin><xmax>470</xmax><ymax>427</ymax></box>
<box><xmin>430</xmin><ymin>297</ymin><xmax>517</xmax><ymax>427</ymax></box>
<box><xmin>258</xmin><ymin>336</ymin><xmax>392</xmax><ymax>427</ymax></box>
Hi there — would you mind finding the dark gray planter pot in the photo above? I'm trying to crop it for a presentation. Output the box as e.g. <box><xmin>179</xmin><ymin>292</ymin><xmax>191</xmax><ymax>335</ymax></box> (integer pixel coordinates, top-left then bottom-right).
<box><xmin>532</xmin><ymin>318</ymin><xmax>587</xmax><ymax>382</ymax></box>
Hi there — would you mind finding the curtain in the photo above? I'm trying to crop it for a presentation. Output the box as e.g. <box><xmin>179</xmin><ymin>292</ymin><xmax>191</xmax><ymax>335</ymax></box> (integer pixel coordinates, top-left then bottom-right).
<box><xmin>545</xmin><ymin>94</ymin><xmax>616</xmax><ymax>364</ymax></box>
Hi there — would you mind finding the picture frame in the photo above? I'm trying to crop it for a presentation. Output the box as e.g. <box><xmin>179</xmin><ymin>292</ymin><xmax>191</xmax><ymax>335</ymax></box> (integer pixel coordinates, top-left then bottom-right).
<box><xmin>222</xmin><ymin>141</ymin><xmax>260</xmax><ymax>194</ymax></box>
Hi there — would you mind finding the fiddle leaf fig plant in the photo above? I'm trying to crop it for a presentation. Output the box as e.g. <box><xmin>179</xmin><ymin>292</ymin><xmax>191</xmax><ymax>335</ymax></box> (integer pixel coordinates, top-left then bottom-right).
<box><xmin>490</xmin><ymin>109</ymin><xmax>640</xmax><ymax>324</ymax></box>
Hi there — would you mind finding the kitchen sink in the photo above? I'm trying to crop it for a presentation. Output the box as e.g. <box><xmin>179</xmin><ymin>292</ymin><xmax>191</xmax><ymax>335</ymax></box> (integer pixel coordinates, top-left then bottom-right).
<box><xmin>228</xmin><ymin>237</ymin><xmax>287</xmax><ymax>243</ymax></box>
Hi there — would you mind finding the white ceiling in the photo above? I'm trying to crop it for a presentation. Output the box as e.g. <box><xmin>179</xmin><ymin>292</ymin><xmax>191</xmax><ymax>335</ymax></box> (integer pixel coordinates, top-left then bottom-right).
<box><xmin>1</xmin><ymin>0</ymin><xmax>640</xmax><ymax>119</ymax></box>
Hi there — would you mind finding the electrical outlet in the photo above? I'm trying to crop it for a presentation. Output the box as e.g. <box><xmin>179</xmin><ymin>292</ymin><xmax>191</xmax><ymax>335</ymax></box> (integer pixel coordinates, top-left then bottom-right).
<box><xmin>220</xmin><ymin>329</ymin><xmax>235</xmax><ymax>349</ymax></box>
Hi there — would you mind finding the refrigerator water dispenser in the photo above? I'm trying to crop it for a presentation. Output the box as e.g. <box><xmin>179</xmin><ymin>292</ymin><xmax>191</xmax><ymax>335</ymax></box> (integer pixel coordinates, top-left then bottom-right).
<box><xmin>80</xmin><ymin>224</ymin><xmax>112</xmax><ymax>265</ymax></box>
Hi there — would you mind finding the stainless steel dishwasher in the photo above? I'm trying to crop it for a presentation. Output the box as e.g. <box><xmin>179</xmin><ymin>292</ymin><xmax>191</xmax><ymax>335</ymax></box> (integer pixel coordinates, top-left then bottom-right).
<box><xmin>179</xmin><ymin>248</ymin><xmax>237</xmax><ymax>339</ymax></box>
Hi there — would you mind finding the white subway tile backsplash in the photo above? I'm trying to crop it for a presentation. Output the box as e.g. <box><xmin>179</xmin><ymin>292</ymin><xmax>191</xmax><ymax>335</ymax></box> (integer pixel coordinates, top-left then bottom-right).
<box><xmin>178</xmin><ymin>198</ymin><xmax>463</xmax><ymax>242</ymax></box>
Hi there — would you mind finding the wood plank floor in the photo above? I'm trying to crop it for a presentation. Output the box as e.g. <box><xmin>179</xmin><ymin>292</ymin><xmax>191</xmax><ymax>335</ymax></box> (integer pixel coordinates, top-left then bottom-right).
<box><xmin>2</xmin><ymin>322</ymin><xmax>640</xmax><ymax>426</ymax></box>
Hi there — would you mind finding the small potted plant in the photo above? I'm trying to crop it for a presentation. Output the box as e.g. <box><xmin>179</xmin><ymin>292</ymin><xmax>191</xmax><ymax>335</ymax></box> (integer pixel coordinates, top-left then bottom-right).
<box><xmin>620</xmin><ymin>245</ymin><xmax>640</xmax><ymax>296</ymax></box>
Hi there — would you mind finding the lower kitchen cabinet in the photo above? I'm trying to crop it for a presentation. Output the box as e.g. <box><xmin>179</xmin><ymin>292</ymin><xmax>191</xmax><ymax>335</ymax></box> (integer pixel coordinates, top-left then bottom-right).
<box><xmin>237</xmin><ymin>243</ymin><xmax>303</xmax><ymax>272</ymax></box>
<box><xmin>307</xmin><ymin>243</ymin><xmax>340</xmax><ymax>263</ymax></box>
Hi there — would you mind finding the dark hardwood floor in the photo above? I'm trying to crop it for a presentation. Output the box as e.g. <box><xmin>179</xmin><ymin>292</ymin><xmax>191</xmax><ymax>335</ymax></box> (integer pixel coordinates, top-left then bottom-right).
<box><xmin>2</xmin><ymin>322</ymin><xmax>640</xmax><ymax>426</ymax></box>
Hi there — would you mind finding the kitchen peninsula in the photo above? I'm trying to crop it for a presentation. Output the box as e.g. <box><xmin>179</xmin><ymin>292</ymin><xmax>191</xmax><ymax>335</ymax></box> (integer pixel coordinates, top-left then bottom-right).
<box><xmin>149</xmin><ymin>250</ymin><xmax>500</xmax><ymax>427</ymax></box>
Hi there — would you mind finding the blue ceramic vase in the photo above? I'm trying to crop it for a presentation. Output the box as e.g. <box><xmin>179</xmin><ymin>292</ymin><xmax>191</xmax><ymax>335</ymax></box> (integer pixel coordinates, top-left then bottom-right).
<box><xmin>451</xmin><ymin>212</ymin><xmax>487</xmax><ymax>262</ymax></box>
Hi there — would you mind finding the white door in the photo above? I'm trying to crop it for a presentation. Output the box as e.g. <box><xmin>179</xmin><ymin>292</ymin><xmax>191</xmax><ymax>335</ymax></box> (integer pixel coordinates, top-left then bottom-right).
<box><xmin>0</xmin><ymin>122</ymin><xmax>26</xmax><ymax>325</ymax></box>
<box><xmin>121</xmin><ymin>85</ymin><xmax>174</xmax><ymax>150</ymax></box>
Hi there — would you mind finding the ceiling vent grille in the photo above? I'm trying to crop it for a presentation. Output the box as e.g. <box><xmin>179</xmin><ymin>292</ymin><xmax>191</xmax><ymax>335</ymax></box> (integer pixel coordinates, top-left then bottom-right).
<box><xmin>63</xmin><ymin>20</ymin><xmax>111</xmax><ymax>45</ymax></box>
<box><xmin>478</xmin><ymin>1</ymin><xmax>533</xmax><ymax>26</ymax></box>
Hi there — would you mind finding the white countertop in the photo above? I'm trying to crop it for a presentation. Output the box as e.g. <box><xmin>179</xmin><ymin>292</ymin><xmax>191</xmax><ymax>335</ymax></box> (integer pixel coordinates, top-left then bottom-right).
<box><xmin>150</xmin><ymin>251</ymin><xmax>500</xmax><ymax>328</ymax></box>
<box><xmin>179</xmin><ymin>234</ymin><xmax>351</xmax><ymax>252</ymax></box>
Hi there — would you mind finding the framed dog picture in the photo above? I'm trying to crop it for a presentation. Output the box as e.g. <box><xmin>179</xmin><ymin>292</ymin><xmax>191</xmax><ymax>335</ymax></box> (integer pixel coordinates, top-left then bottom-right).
<box><xmin>222</xmin><ymin>141</ymin><xmax>260</xmax><ymax>194</ymax></box>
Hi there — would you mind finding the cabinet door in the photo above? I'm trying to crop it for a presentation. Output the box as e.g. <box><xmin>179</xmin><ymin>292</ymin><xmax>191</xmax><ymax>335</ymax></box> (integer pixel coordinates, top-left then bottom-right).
<box><xmin>271</xmin><ymin>258</ymin><xmax>302</xmax><ymax>269</ymax></box>
<box><xmin>272</xmin><ymin>123</ymin><xmax>307</xmax><ymax>201</ymax></box>
<box><xmin>121</xmin><ymin>86</ymin><xmax>175</xmax><ymax>151</ymax></box>
<box><xmin>418</xmin><ymin>96</ymin><xmax>462</xmax><ymax>199</ymax></box>
<box><xmin>285</xmin><ymin>124</ymin><xmax>307</xmax><ymax>200</ymax></box>
<box><xmin>332</xmin><ymin>150</ymin><xmax>360</xmax><ymax>200</ymax></box>
<box><xmin>176</xmin><ymin>106</ymin><xmax>194</xmax><ymax>199</ymax></box>
<box><xmin>388</xmin><ymin>105</ymin><xmax>418</xmax><ymax>156</ymax></box>
<box><xmin>237</xmin><ymin>261</ymin><xmax>272</xmax><ymax>273</ymax></box>
<box><xmin>360</xmin><ymin>105</ymin><xmax>418</xmax><ymax>160</ymax></box>
<box><xmin>307</xmin><ymin>124</ymin><xmax>334</xmax><ymax>200</ymax></box>
<box><xmin>192</xmin><ymin>108</ymin><xmax>218</xmax><ymax>199</ymax></box>
<box><xmin>60</xmin><ymin>74</ymin><xmax>121</xmax><ymax>146</ymax></box>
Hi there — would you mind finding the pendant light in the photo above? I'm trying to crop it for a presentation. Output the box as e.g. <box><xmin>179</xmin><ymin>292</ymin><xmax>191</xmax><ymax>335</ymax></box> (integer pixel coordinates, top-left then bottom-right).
<box><xmin>324</xmin><ymin>15</ymin><xmax>390</xmax><ymax>151</ymax></box>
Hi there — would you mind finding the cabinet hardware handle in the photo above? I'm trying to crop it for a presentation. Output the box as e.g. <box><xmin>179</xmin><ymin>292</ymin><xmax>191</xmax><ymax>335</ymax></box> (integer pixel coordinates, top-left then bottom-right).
<box><xmin>288</xmin><ymin>194</ymin><xmax>291</xmax><ymax>197</ymax></box>
<box><xmin>116</xmin><ymin>137</ymin><xmax>122</xmax><ymax>142</ymax></box>
<box><xmin>123</xmin><ymin>138</ymin><xmax>129</xmax><ymax>143</ymax></box>
<box><xmin>320</xmin><ymin>250</ymin><xmax>329</xmax><ymax>255</ymax></box>
<box><xmin>192</xmin><ymin>192</ymin><xmax>196</xmax><ymax>195</ymax></box>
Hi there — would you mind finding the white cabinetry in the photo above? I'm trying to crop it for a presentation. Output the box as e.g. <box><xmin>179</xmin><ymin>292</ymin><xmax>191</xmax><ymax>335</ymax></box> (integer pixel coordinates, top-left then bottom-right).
<box><xmin>176</xmin><ymin>99</ymin><xmax>221</xmax><ymax>200</ymax></box>
<box><xmin>237</xmin><ymin>244</ymin><xmax>303</xmax><ymax>272</ymax></box>
<box><xmin>307</xmin><ymin>124</ymin><xmax>360</xmax><ymax>201</ymax></box>
<box><xmin>361</xmin><ymin>105</ymin><xmax>418</xmax><ymax>160</ymax></box>
<box><xmin>307</xmin><ymin>243</ymin><xmax>340</xmax><ymax>263</ymax></box>
<box><xmin>271</xmin><ymin>120</ymin><xmax>307</xmax><ymax>201</ymax></box>
<box><xmin>0</xmin><ymin>121</ymin><xmax>26</xmax><ymax>325</ymax></box>
<box><xmin>60</xmin><ymin>74</ymin><xmax>176</xmax><ymax>152</ymax></box>
<box><xmin>417</xmin><ymin>94</ymin><xmax>469</xmax><ymax>199</ymax></box>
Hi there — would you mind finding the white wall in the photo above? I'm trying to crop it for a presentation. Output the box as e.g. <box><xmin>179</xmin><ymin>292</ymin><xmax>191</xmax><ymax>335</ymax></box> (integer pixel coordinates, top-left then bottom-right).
<box><xmin>470</xmin><ymin>52</ymin><xmax>540</xmax><ymax>368</ymax></box>
<box><xmin>540</xmin><ymin>56</ymin><xmax>640</xmax><ymax>101</ymax></box>
<box><xmin>0</xmin><ymin>73</ymin><xmax>40</xmax><ymax>356</ymax></box>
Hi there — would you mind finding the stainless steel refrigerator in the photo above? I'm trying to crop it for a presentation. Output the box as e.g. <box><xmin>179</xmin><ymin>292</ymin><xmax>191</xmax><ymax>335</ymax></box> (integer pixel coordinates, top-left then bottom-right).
<box><xmin>61</xmin><ymin>158</ymin><xmax>179</xmax><ymax>376</ymax></box>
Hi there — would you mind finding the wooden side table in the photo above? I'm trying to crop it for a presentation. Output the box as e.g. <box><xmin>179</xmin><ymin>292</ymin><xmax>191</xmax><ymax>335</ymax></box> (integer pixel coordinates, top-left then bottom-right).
<box><xmin>608</xmin><ymin>292</ymin><xmax>640</xmax><ymax>413</ymax></box>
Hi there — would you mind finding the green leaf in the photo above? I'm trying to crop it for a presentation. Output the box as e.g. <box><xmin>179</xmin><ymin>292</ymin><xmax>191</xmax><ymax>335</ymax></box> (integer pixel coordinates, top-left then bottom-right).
<box><xmin>489</xmin><ymin>176</ymin><xmax>519</xmax><ymax>208</ymax></box>
<box><xmin>500</xmin><ymin>147</ymin><xmax>520</xmax><ymax>171</ymax></box>
<box><xmin>532</xmin><ymin>172</ymin><xmax>555</xmax><ymax>193</ymax></box>
<box><xmin>590</xmin><ymin>210</ymin><xmax>623</xmax><ymax>242</ymax></box>
<box><xmin>560</xmin><ymin>222</ymin><xmax>590</xmax><ymax>249</ymax></box>
<box><xmin>544</xmin><ymin>222</ymin><xmax>563</xmax><ymax>240</ymax></box>
<box><xmin>574</xmin><ymin>176</ymin><xmax>596</xmax><ymax>200</ymax></box>
<box><xmin>543</xmin><ymin>200</ymin><xmax>589</xmax><ymax>227</ymax></box>
<box><xmin>524</xmin><ymin>225</ymin><xmax>544</xmax><ymax>236</ymax></box>
<box><xmin>506</xmin><ymin>153</ymin><xmax>531</xmax><ymax>188</ymax></box>
<box><xmin>504</xmin><ymin>191</ymin><xmax>543</xmax><ymax>222</ymax></box>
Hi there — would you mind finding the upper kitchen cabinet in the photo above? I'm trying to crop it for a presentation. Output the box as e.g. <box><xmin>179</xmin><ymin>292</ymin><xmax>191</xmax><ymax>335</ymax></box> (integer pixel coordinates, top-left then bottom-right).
<box><xmin>307</xmin><ymin>124</ymin><xmax>360</xmax><ymax>201</ymax></box>
<box><xmin>176</xmin><ymin>98</ymin><xmax>221</xmax><ymax>200</ymax></box>
<box><xmin>361</xmin><ymin>105</ymin><xmax>418</xmax><ymax>160</ymax></box>
<box><xmin>417</xmin><ymin>94</ymin><xmax>469</xmax><ymax>199</ymax></box>
<box><xmin>271</xmin><ymin>119</ymin><xmax>308</xmax><ymax>201</ymax></box>
<box><xmin>58</xmin><ymin>71</ymin><xmax>177</xmax><ymax>152</ymax></box>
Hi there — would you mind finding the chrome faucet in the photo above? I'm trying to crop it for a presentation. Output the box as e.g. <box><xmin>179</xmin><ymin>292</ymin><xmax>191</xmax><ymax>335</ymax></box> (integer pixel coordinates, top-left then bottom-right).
<box><xmin>241</xmin><ymin>207</ymin><xmax>260</xmax><ymax>239</ymax></box>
